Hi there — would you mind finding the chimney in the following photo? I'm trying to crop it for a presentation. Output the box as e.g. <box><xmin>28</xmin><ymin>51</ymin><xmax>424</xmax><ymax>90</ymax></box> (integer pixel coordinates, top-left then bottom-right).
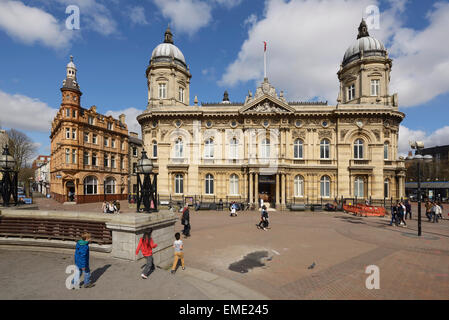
<box><xmin>119</xmin><ymin>114</ymin><xmax>126</xmax><ymax>124</ymax></box>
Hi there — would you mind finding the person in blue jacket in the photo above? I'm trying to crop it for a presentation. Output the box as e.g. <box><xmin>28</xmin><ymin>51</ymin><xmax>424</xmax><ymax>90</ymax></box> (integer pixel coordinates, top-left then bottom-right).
<box><xmin>73</xmin><ymin>232</ymin><xmax>95</xmax><ymax>289</ymax></box>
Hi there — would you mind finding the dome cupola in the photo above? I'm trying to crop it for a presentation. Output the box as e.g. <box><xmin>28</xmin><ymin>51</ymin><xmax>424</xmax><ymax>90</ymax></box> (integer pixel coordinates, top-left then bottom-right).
<box><xmin>150</xmin><ymin>26</ymin><xmax>187</xmax><ymax>68</ymax></box>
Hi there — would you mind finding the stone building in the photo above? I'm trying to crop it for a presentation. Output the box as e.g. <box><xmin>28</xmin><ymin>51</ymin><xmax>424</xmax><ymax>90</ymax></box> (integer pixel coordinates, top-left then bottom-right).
<box><xmin>137</xmin><ymin>22</ymin><xmax>406</xmax><ymax>209</ymax></box>
<box><xmin>128</xmin><ymin>132</ymin><xmax>144</xmax><ymax>200</ymax></box>
<box><xmin>50</xmin><ymin>57</ymin><xmax>129</xmax><ymax>204</ymax></box>
<box><xmin>0</xmin><ymin>130</ymin><xmax>8</xmax><ymax>150</ymax></box>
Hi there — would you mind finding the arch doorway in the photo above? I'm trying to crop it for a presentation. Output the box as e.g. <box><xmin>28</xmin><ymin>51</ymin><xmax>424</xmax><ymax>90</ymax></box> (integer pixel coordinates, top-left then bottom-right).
<box><xmin>66</xmin><ymin>181</ymin><xmax>75</xmax><ymax>202</ymax></box>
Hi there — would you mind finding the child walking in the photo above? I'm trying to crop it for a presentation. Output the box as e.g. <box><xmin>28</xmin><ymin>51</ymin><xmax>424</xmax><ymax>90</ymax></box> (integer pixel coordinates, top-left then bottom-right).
<box><xmin>170</xmin><ymin>232</ymin><xmax>185</xmax><ymax>274</ymax></box>
<box><xmin>73</xmin><ymin>232</ymin><xmax>94</xmax><ymax>289</ymax></box>
<box><xmin>136</xmin><ymin>229</ymin><xmax>158</xmax><ymax>279</ymax></box>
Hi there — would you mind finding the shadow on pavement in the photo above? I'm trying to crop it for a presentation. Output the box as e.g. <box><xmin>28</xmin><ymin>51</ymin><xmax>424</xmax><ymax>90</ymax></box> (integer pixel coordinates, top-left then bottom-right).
<box><xmin>91</xmin><ymin>264</ymin><xmax>111</xmax><ymax>283</ymax></box>
<box><xmin>334</xmin><ymin>216</ymin><xmax>366</xmax><ymax>224</ymax></box>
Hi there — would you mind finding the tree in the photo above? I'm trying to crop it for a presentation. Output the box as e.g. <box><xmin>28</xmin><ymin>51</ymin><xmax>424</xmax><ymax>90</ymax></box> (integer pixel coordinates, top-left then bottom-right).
<box><xmin>6</xmin><ymin>128</ymin><xmax>37</xmax><ymax>171</ymax></box>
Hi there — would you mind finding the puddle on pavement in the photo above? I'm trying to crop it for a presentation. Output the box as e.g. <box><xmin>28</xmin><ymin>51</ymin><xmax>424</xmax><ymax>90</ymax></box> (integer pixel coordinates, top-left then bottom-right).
<box><xmin>228</xmin><ymin>251</ymin><xmax>269</xmax><ymax>273</ymax></box>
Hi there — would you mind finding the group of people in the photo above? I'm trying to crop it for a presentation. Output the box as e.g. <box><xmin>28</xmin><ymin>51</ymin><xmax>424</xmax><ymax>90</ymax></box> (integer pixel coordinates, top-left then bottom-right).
<box><xmin>101</xmin><ymin>200</ymin><xmax>120</xmax><ymax>214</ymax></box>
<box><xmin>390</xmin><ymin>200</ymin><xmax>412</xmax><ymax>227</ymax></box>
<box><xmin>425</xmin><ymin>200</ymin><xmax>444</xmax><ymax>223</ymax></box>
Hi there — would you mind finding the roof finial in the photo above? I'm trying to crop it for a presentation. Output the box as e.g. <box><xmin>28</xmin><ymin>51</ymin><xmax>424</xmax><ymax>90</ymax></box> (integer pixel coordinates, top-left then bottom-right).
<box><xmin>70</xmin><ymin>55</ymin><xmax>73</xmax><ymax>62</ymax></box>
<box><xmin>357</xmin><ymin>18</ymin><xmax>370</xmax><ymax>39</ymax></box>
<box><xmin>164</xmin><ymin>25</ymin><xmax>174</xmax><ymax>44</ymax></box>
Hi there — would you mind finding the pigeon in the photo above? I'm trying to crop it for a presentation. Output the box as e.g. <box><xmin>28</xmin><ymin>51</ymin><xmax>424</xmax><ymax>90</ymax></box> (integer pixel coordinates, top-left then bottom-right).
<box><xmin>308</xmin><ymin>262</ymin><xmax>316</xmax><ymax>269</ymax></box>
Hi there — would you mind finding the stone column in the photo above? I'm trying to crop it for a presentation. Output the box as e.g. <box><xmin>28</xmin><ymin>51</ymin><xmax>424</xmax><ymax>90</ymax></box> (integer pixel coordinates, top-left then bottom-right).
<box><xmin>367</xmin><ymin>175</ymin><xmax>372</xmax><ymax>199</ymax></box>
<box><xmin>281</xmin><ymin>173</ymin><xmax>286</xmax><ymax>209</ymax></box>
<box><xmin>285</xmin><ymin>173</ymin><xmax>290</xmax><ymax>204</ymax></box>
<box><xmin>276</xmin><ymin>173</ymin><xmax>280</xmax><ymax>208</ymax></box>
<box><xmin>399</xmin><ymin>175</ymin><xmax>405</xmax><ymax>199</ymax></box>
<box><xmin>243</xmin><ymin>172</ymin><xmax>247</xmax><ymax>201</ymax></box>
<box><xmin>255</xmin><ymin>173</ymin><xmax>259</xmax><ymax>208</ymax></box>
<box><xmin>249</xmin><ymin>172</ymin><xmax>254</xmax><ymax>204</ymax></box>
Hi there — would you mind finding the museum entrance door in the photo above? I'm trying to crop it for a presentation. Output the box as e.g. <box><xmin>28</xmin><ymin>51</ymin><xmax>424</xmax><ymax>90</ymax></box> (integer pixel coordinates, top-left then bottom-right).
<box><xmin>258</xmin><ymin>175</ymin><xmax>276</xmax><ymax>208</ymax></box>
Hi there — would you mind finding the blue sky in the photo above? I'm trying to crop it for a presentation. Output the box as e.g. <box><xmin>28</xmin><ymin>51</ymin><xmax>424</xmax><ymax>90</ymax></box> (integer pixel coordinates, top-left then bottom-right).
<box><xmin>0</xmin><ymin>0</ymin><xmax>448</xmax><ymax>159</ymax></box>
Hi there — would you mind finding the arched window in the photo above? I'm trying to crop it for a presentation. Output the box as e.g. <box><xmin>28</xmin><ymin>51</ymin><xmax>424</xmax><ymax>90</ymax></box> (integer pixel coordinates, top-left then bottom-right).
<box><xmin>204</xmin><ymin>138</ymin><xmax>214</xmax><ymax>158</ymax></box>
<box><xmin>105</xmin><ymin>177</ymin><xmax>116</xmax><ymax>194</ymax></box>
<box><xmin>354</xmin><ymin>177</ymin><xmax>364</xmax><ymax>198</ymax></box>
<box><xmin>175</xmin><ymin>174</ymin><xmax>184</xmax><ymax>194</ymax></box>
<box><xmin>384</xmin><ymin>179</ymin><xmax>390</xmax><ymax>198</ymax></box>
<box><xmin>320</xmin><ymin>139</ymin><xmax>330</xmax><ymax>159</ymax></box>
<box><xmin>205</xmin><ymin>174</ymin><xmax>214</xmax><ymax>195</ymax></box>
<box><xmin>320</xmin><ymin>176</ymin><xmax>330</xmax><ymax>198</ymax></box>
<box><xmin>354</xmin><ymin>139</ymin><xmax>364</xmax><ymax>159</ymax></box>
<box><xmin>153</xmin><ymin>141</ymin><xmax>158</xmax><ymax>158</ymax></box>
<box><xmin>384</xmin><ymin>142</ymin><xmax>389</xmax><ymax>160</ymax></box>
<box><xmin>175</xmin><ymin>138</ymin><xmax>183</xmax><ymax>158</ymax></box>
<box><xmin>229</xmin><ymin>174</ymin><xmax>239</xmax><ymax>195</ymax></box>
<box><xmin>230</xmin><ymin>138</ymin><xmax>238</xmax><ymax>159</ymax></box>
<box><xmin>294</xmin><ymin>175</ymin><xmax>304</xmax><ymax>197</ymax></box>
<box><xmin>294</xmin><ymin>139</ymin><xmax>303</xmax><ymax>159</ymax></box>
<box><xmin>84</xmin><ymin>176</ymin><xmax>98</xmax><ymax>195</ymax></box>
<box><xmin>261</xmin><ymin>138</ymin><xmax>270</xmax><ymax>158</ymax></box>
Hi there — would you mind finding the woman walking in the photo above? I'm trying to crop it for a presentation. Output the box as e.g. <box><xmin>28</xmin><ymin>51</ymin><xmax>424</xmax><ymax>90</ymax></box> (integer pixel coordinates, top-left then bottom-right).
<box><xmin>135</xmin><ymin>229</ymin><xmax>158</xmax><ymax>279</ymax></box>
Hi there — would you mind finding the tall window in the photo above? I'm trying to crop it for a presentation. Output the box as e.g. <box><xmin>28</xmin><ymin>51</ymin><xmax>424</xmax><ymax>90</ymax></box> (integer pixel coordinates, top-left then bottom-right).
<box><xmin>120</xmin><ymin>158</ymin><xmax>124</xmax><ymax>170</ymax></box>
<box><xmin>261</xmin><ymin>138</ymin><xmax>270</xmax><ymax>158</ymax></box>
<box><xmin>320</xmin><ymin>139</ymin><xmax>330</xmax><ymax>159</ymax></box>
<box><xmin>230</xmin><ymin>138</ymin><xmax>238</xmax><ymax>159</ymax></box>
<box><xmin>159</xmin><ymin>83</ymin><xmax>167</xmax><ymax>99</ymax></box>
<box><xmin>112</xmin><ymin>139</ymin><xmax>116</xmax><ymax>148</ymax></box>
<box><xmin>175</xmin><ymin>174</ymin><xmax>184</xmax><ymax>194</ymax></box>
<box><xmin>84</xmin><ymin>132</ymin><xmax>89</xmax><ymax>143</ymax></box>
<box><xmin>384</xmin><ymin>142</ymin><xmax>389</xmax><ymax>160</ymax></box>
<box><xmin>153</xmin><ymin>141</ymin><xmax>158</xmax><ymax>158</ymax></box>
<box><xmin>92</xmin><ymin>134</ymin><xmax>97</xmax><ymax>144</ymax></box>
<box><xmin>133</xmin><ymin>162</ymin><xmax>137</xmax><ymax>173</ymax></box>
<box><xmin>205</xmin><ymin>174</ymin><xmax>214</xmax><ymax>195</ymax></box>
<box><xmin>72</xmin><ymin>149</ymin><xmax>76</xmax><ymax>164</ymax></box>
<box><xmin>132</xmin><ymin>147</ymin><xmax>137</xmax><ymax>157</ymax></box>
<box><xmin>66</xmin><ymin>108</ymin><xmax>70</xmax><ymax>117</ymax></box>
<box><xmin>371</xmin><ymin>79</ymin><xmax>380</xmax><ymax>96</ymax></box>
<box><xmin>111</xmin><ymin>155</ymin><xmax>116</xmax><ymax>169</ymax></box>
<box><xmin>88</xmin><ymin>116</ymin><xmax>94</xmax><ymax>125</ymax></box>
<box><xmin>66</xmin><ymin>128</ymin><xmax>70</xmax><ymax>139</ymax></box>
<box><xmin>107</xmin><ymin>122</ymin><xmax>113</xmax><ymax>130</ymax></box>
<box><xmin>104</xmin><ymin>137</ymin><xmax>109</xmax><ymax>147</ymax></box>
<box><xmin>72</xmin><ymin>129</ymin><xmax>76</xmax><ymax>140</ymax></box>
<box><xmin>354</xmin><ymin>139</ymin><xmax>364</xmax><ymax>159</ymax></box>
<box><xmin>84</xmin><ymin>176</ymin><xmax>98</xmax><ymax>195</ymax></box>
<box><xmin>104</xmin><ymin>154</ymin><xmax>109</xmax><ymax>167</ymax></box>
<box><xmin>179</xmin><ymin>87</ymin><xmax>184</xmax><ymax>103</ymax></box>
<box><xmin>92</xmin><ymin>153</ymin><xmax>97</xmax><ymax>166</ymax></box>
<box><xmin>229</xmin><ymin>174</ymin><xmax>239</xmax><ymax>195</ymax></box>
<box><xmin>354</xmin><ymin>177</ymin><xmax>364</xmax><ymax>198</ymax></box>
<box><xmin>204</xmin><ymin>139</ymin><xmax>214</xmax><ymax>158</ymax></box>
<box><xmin>72</xmin><ymin>110</ymin><xmax>76</xmax><ymax>118</ymax></box>
<box><xmin>65</xmin><ymin>148</ymin><xmax>70</xmax><ymax>163</ymax></box>
<box><xmin>294</xmin><ymin>175</ymin><xmax>304</xmax><ymax>197</ymax></box>
<box><xmin>105</xmin><ymin>177</ymin><xmax>116</xmax><ymax>194</ymax></box>
<box><xmin>83</xmin><ymin>152</ymin><xmax>89</xmax><ymax>165</ymax></box>
<box><xmin>384</xmin><ymin>179</ymin><xmax>390</xmax><ymax>198</ymax></box>
<box><xmin>294</xmin><ymin>139</ymin><xmax>303</xmax><ymax>159</ymax></box>
<box><xmin>320</xmin><ymin>176</ymin><xmax>330</xmax><ymax>198</ymax></box>
<box><xmin>175</xmin><ymin>139</ymin><xmax>184</xmax><ymax>158</ymax></box>
<box><xmin>347</xmin><ymin>84</ymin><xmax>355</xmax><ymax>101</ymax></box>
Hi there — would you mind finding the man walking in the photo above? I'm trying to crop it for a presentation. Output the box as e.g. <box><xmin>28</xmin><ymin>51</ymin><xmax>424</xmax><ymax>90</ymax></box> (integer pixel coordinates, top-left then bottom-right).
<box><xmin>181</xmin><ymin>205</ymin><xmax>191</xmax><ymax>238</ymax></box>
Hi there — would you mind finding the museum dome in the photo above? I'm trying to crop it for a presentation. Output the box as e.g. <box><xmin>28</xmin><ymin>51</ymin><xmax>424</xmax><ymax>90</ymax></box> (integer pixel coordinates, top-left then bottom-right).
<box><xmin>342</xmin><ymin>19</ymin><xmax>387</xmax><ymax>66</ymax></box>
<box><xmin>151</xmin><ymin>26</ymin><xmax>187</xmax><ymax>68</ymax></box>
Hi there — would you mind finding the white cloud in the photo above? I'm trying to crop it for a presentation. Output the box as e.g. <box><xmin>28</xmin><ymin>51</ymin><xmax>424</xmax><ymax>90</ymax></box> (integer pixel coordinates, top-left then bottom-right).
<box><xmin>0</xmin><ymin>0</ymin><xmax>73</xmax><ymax>49</ymax></box>
<box><xmin>243</xmin><ymin>13</ymin><xmax>257</xmax><ymax>28</ymax></box>
<box><xmin>220</xmin><ymin>0</ymin><xmax>449</xmax><ymax>108</ymax></box>
<box><xmin>127</xmin><ymin>6</ymin><xmax>148</xmax><ymax>25</ymax></box>
<box><xmin>0</xmin><ymin>90</ymin><xmax>58</xmax><ymax>132</ymax></box>
<box><xmin>214</xmin><ymin>0</ymin><xmax>243</xmax><ymax>9</ymax></box>
<box><xmin>105</xmin><ymin>107</ymin><xmax>143</xmax><ymax>136</ymax></box>
<box><xmin>398</xmin><ymin>125</ymin><xmax>449</xmax><ymax>156</ymax></box>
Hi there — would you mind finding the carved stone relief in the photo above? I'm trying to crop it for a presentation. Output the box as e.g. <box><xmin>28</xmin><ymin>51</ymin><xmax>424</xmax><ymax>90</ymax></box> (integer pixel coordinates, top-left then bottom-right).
<box><xmin>340</xmin><ymin>129</ymin><xmax>349</xmax><ymax>140</ymax></box>
<box><xmin>318</xmin><ymin>130</ymin><xmax>333</xmax><ymax>139</ymax></box>
<box><xmin>372</xmin><ymin>129</ymin><xmax>380</xmax><ymax>141</ymax></box>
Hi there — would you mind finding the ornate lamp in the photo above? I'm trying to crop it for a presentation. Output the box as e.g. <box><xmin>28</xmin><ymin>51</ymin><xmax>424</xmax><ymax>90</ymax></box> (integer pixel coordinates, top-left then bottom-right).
<box><xmin>0</xmin><ymin>145</ymin><xmax>18</xmax><ymax>207</ymax></box>
<box><xmin>136</xmin><ymin>150</ymin><xmax>158</xmax><ymax>213</ymax></box>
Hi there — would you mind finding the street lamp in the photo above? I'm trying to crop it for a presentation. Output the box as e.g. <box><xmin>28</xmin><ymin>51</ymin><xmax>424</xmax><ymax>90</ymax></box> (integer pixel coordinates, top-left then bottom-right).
<box><xmin>136</xmin><ymin>150</ymin><xmax>158</xmax><ymax>213</ymax></box>
<box><xmin>406</xmin><ymin>141</ymin><xmax>433</xmax><ymax>236</ymax></box>
<box><xmin>0</xmin><ymin>145</ymin><xmax>18</xmax><ymax>207</ymax></box>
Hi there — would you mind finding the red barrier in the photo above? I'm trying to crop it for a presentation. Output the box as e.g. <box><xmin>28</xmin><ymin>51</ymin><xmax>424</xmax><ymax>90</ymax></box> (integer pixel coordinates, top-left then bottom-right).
<box><xmin>343</xmin><ymin>204</ymin><xmax>386</xmax><ymax>217</ymax></box>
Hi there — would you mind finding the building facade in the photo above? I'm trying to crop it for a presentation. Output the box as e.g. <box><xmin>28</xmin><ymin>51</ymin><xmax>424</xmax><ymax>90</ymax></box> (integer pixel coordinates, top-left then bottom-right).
<box><xmin>50</xmin><ymin>57</ymin><xmax>129</xmax><ymax>204</ymax></box>
<box><xmin>128</xmin><ymin>132</ymin><xmax>144</xmax><ymax>201</ymax></box>
<box><xmin>34</xmin><ymin>160</ymin><xmax>51</xmax><ymax>196</ymax></box>
<box><xmin>32</xmin><ymin>155</ymin><xmax>50</xmax><ymax>170</ymax></box>
<box><xmin>138</xmin><ymin>22</ymin><xmax>406</xmax><ymax>209</ymax></box>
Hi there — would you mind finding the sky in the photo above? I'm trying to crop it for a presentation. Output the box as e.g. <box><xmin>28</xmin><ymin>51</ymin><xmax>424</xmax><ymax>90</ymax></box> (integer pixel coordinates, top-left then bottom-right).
<box><xmin>0</xmin><ymin>0</ymin><xmax>448</xmax><ymax>159</ymax></box>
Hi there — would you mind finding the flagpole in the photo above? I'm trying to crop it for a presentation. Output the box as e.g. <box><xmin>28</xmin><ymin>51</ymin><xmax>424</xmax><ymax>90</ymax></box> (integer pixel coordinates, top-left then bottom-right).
<box><xmin>264</xmin><ymin>41</ymin><xmax>267</xmax><ymax>79</ymax></box>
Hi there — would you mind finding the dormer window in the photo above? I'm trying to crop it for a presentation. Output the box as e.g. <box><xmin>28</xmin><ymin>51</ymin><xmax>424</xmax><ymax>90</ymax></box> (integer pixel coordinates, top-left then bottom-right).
<box><xmin>347</xmin><ymin>84</ymin><xmax>355</xmax><ymax>101</ymax></box>
<box><xmin>107</xmin><ymin>122</ymin><xmax>113</xmax><ymax>131</ymax></box>
<box><xmin>88</xmin><ymin>116</ymin><xmax>94</xmax><ymax>125</ymax></box>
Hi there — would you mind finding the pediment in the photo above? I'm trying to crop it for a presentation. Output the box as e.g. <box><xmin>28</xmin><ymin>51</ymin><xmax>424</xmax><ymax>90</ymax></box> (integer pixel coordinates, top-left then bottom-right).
<box><xmin>239</xmin><ymin>96</ymin><xmax>295</xmax><ymax>114</ymax></box>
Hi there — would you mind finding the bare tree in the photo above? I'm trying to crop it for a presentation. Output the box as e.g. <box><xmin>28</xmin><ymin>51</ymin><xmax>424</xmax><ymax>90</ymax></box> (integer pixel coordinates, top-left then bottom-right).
<box><xmin>6</xmin><ymin>128</ymin><xmax>37</xmax><ymax>171</ymax></box>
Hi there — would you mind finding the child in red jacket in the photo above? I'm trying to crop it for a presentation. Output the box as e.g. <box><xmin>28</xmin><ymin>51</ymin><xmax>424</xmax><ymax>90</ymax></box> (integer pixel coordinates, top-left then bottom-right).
<box><xmin>136</xmin><ymin>229</ymin><xmax>158</xmax><ymax>279</ymax></box>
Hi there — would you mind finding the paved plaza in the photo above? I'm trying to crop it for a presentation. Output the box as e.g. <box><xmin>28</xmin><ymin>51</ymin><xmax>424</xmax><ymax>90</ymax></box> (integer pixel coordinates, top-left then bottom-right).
<box><xmin>1</xmin><ymin>198</ymin><xmax>448</xmax><ymax>300</ymax></box>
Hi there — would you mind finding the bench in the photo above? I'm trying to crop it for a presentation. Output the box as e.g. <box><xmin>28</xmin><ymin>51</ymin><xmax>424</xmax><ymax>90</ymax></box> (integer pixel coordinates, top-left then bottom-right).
<box><xmin>290</xmin><ymin>204</ymin><xmax>307</xmax><ymax>211</ymax></box>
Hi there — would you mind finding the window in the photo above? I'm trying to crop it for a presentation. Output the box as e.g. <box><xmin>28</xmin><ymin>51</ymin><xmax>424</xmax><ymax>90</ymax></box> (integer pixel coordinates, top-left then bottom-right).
<box><xmin>175</xmin><ymin>139</ymin><xmax>183</xmax><ymax>158</ymax></box>
<box><xmin>107</xmin><ymin>122</ymin><xmax>113</xmax><ymax>131</ymax></box>
<box><xmin>104</xmin><ymin>154</ymin><xmax>109</xmax><ymax>167</ymax></box>
<box><xmin>384</xmin><ymin>179</ymin><xmax>390</xmax><ymax>198</ymax></box>
<box><xmin>66</xmin><ymin>128</ymin><xmax>70</xmax><ymax>139</ymax></box>
<box><xmin>84</xmin><ymin>132</ymin><xmax>89</xmax><ymax>143</ymax></box>
<box><xmin>66</xmin><ymin>109</ymin><xmax>70</xmax><ymax>117</ymax></box>
<box><xmin>72</xmin><ymin>149</ymin><xmax>76</xmax><ymax>164</ymax></box>
<box><xmin>229</xmin><ymin>174</ymin><xmax>239</xmax><ymax>195</ymax></box>
<box><xmin>371</xmin><ymin>79</ymin><xmax>380</xmax><ymax>96</ymax></box>
<box><xmin>112</xmin><ymin>139</ymin><xmax>116</xmax><ymax>148</ymax></box>
<box><xmin>261</xmin><ymin>138</ymin><xmax>270</xmax><ymax>158</ymax></box>
<box><xmin>354</xmin><ymin>139</ymin><xmax>364</xmax><ymax>159</ymax></box>
<box><xmin>132</xmin><ymin>147</ymin><xmax>137</xmax><ymax>157</ymax></box>
<box><xmin>354</xmin><ymin>177</ymin><xmax>364</xmax><ymax>198</ymax></box>
<box><xmin>294</xmin><ymin>175</ymin><xmax>304</xmax><ymax>197</ymax></box>
<box><xmin>384</xmin><ymin>143</ymin><xmax>389</xmax><ymax>160</ymax></box>
<box><xmin>65</xmin><ymin>148</ymin><xmax>70</xmax><ymax>163</ymax></box>
<box><xmin>121</xmin><ymin>141</ymin><xmax>124</xmax><ymax>151</ymax></box>
<box><xmin>92</xmin><ymin>153</ymin><xmax>97</xmax><ymax>166</ymax></box>
<box><xmin>105</xmin><ymin>177</ymin><xmax>116</xmax><ymax>195</ymax></box>
<box><xmin>347</xmin><ymin>84</ymin><xmax>355</xmax><ymax>101</ymax></box>
<box><xmin>153</xmin><ymin>141</ymin><xmax>158</xmax><ymax>158</ymax></box>
<box><xmin>92</xmin><ymin>134</ymin><xmax>97</xmax><ymax>144</ymax></box>
<box><xmin>320</xmin><ymin>176</ymin><xmax>331</xmax><ymax>198</ymax></box>
<box><xmin>72</xmin><ymin>110</ymin><xmax>76</xmax><ymax>118</ymax></box>
<box><xmin>175</xmin><ymin>174</ymin><xmax>184</xmax><ymax>194</ymax></box>
<box><xmin>133</xmin><ymin>162</ymin><xmax>137</xmax><ymax>173</ymax></box>
<box><xmin>159</xmin><ymin>83</ymin><xmax>167</xmax><ymax>99</ymax></box>
<box><xmin>72</xmin><ymin>129</ymin><xmax>76</xmax><ymax>140</ymax></box>
<box><xmin>205</xmin><ymin>174</ymin><xmax>214</xmax><ymax>195</ymax></box>
<box><xmin>111</xmin><ymin>156</ymin><xmax>116</xmax><ymax>169</ymax></box>
<box><xmin>320</xmin><ymin>139</ymin><xmax>330</xmax><ymax>159</ymax></box>
<box><xmin>104</xmin><ymin>137</ymin><xmax>109</xmax><ymax>147</ymax></box>
<box><xmin>294</xmin><ymin>139</ymin><xmax>303</xmax><ymax>159</ymax></box>
<box><xmin>88</xmin><ymin>116</ymin><xmax>94</xmax><ymax>125</ymax></box>
<box><xmin>204</xmin><ymin>139</ymin><xmax>214</xmax><ymax>158</ymax></box>
<box><xmin>230</xmin><ymin>138</ymin><xmax>238</xmax><ymax>159</ymax></box>
<box><xmin>83</xmin><ymin>152</ymin><xmax>89</xmax><ymax>165</ymax></box>
<box><xmin>120</xmin><ymin>158</ymin><xmax>124</xmax><ymax>170</ymax></box>
<box><xmin>179</xmin><ymin>87</ymin><xmax>185</xmax><ymax>103</ymax></box>
<box><xmin>84</xmin><ymin>176</ymin><xmax>98</xmax><ymax>195</ymax></box>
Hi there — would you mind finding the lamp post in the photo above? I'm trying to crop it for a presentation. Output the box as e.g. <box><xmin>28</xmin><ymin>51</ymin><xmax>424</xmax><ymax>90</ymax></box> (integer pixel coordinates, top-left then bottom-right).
<box><xmin>406</xmin><ymin>141</ymin><xmax>433</xmax><ymax>236</ymax></box>
<box><xmin>0</xmin><ymin>145</ymin><xmax>18</xmax><ymax>207</ymax></box>
<box><xmin>136</xmin><ymin>150</ymin><xmax>158</xmax><ymax>213</ymax></box>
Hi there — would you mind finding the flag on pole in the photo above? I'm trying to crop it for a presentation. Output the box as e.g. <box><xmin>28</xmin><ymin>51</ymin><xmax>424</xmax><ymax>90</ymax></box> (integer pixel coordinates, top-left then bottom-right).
<box><xmin>264</xmin><ymin>41</ymin><xmax>267</xmax><ymax>52</ymax></box>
